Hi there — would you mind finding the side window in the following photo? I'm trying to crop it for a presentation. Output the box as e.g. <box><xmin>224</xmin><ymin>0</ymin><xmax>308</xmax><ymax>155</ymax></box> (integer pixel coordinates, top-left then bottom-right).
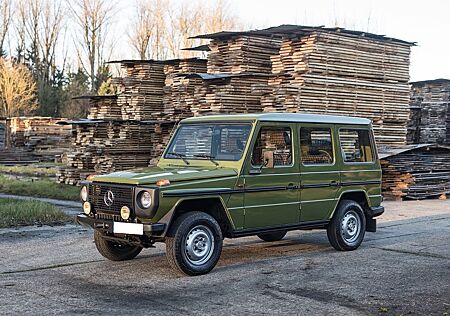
<box><xmin>300</xmin><ymin>127</ymin><xmax>334</xmax><ymax>165</ymax></box>
<box><xmin>251</xmin><ymin>127</ymin><xmax>292</xmax><ymax>167</ymax></box>
<box><xmin>339</xmin><ymin>129</ymin><xmax>374</xmax><ymax>163</ymax></box>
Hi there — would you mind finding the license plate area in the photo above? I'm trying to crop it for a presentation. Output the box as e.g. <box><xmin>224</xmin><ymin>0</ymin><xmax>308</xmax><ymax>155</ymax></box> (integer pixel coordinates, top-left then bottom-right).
<box><xmin>113</xmin><ymin>222</ymin><xmax>143</xmax><ymax>235</ymax></box>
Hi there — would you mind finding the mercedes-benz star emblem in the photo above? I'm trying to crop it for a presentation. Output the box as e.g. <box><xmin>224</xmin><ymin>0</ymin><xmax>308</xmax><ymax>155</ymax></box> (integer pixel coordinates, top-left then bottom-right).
<box><xmin>104</xmin><ymin>190</ymin><xmax>115</xmax><ymax>207</ymax></box>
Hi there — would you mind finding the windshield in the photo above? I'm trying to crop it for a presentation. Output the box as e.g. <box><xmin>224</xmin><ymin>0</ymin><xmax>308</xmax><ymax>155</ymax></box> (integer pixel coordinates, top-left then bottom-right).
<box><xmin>164</xmin><ymin>123</ymin><xmax>252</xmax><ymax>161</ymax></box>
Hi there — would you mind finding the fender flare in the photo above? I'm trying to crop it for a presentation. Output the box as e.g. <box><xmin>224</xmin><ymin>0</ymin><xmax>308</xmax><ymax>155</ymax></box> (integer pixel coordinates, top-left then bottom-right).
<box><xmin>157</xmin><ymin>195</ymin><xmax>235</xmax><ymax>236</ymax></box>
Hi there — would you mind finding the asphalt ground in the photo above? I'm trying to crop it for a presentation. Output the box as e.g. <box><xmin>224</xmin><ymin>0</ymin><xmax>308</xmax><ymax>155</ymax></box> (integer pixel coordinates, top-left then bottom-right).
<box><xmin>0</xmin><ymin>199</ymin><xmax>449</xmax><ymax>315</ymax></box>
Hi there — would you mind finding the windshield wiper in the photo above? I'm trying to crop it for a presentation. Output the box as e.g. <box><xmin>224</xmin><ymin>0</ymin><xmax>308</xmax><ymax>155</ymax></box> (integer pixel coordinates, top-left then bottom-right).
<box><xmin>166</xmin><ymin>152</ymin><xmax>190</xmax><ymax>165</ymax></box>
<box><xmin>193</xmin><ymin>154</ymin><xmax>219</xmax><ymax>166</ymax></box>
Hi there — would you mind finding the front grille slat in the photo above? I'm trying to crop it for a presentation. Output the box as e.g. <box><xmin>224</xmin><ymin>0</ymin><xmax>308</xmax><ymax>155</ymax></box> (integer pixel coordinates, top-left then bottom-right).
<box><xmin>89</xmin><ymin>183</ymin><xmax>133</xmax><ymax>214</ymax></box>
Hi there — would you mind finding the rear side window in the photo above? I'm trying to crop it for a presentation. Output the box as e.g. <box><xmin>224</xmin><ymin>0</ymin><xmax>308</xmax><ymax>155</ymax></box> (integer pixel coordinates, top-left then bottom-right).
<box><xmin>300</xmin><ymin>127</ymin><xmax>334</xmax><ymax>165</ymax></box>
<box><xmin>251</xmin><ymin>127</ymin><xmax>292</xmax><ymax>167</ymax></box>
<box><xmin>339</xmin><ymin>129</ymin><xmax>374</xmax><ymax>163</ymax></box>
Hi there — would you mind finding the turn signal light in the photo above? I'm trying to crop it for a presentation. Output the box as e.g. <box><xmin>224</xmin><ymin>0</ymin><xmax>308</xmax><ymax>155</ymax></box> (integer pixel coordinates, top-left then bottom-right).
<box><xmin>83</xmin><ymin>202</ymin><xmax>91</xmax><ymax>215</ymax></box>
<box><xmin>86</xmin><ymin>174</ymin><xmax>97</xmax><ymax>181</ymax></box>
<box><xmin>156</xmin><ymin>179</ymin><xmax>170</xmax><ymax>186</ymax></box>
<box><xmin>121</xmin><ymin>206</ymin><xmax>131</xmax><ymax>220</ymax></box>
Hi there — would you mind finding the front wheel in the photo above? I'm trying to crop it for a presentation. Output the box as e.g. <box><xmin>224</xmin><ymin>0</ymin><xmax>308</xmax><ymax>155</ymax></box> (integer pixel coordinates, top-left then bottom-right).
<box><xmin>94</xmin><ymin>231</ymin><xmax>143</xmax><ymax>261</ymax></box>
<box><xmin>327</xmin><ymin>200</ymin><xmax>366</xmax><ymax>251</ymax></box>
<box><xmin>165</xmin><ymin>212</ymin><xmax>223</xmax><ymax>276</ymax></box>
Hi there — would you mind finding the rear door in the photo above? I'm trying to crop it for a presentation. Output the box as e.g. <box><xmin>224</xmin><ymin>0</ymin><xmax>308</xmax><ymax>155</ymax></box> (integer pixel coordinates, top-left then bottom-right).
<box><xmin>337</xmin><ymin>126</ymin><xmax>382</xmax><ymax>206</ymax></box>
<box><xmin>299</xmin><ymin>124</ymin><xmax>340</xmax><ymax>222</ymax></box>
<box><xmin>242</xmin><ymin>122</ymin><xmax>300</xmax><ymax>229</ymax></box>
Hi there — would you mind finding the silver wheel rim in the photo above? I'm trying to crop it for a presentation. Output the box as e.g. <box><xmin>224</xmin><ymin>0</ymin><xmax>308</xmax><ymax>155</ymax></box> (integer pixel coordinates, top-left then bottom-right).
<box><xmin>341</xmin><ymin>210</ymin><xmax>361</xmax><ymax>244</ymax></box>
<box><xmin>183</xmin><ymin>225</ymin><xmax>214</xmax><ymax>266</ymax></box>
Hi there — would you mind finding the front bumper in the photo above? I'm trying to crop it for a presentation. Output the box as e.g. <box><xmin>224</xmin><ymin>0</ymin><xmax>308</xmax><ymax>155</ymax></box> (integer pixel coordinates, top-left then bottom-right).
<box><xmin>368</xmin><ymin>205</ymin><xmax>384</xmax><ymax>218</ymax></box>
<box><xmin>76</xmin><ymin>214</ymin><xmax>165</xmax><ymax>236</ymax></box>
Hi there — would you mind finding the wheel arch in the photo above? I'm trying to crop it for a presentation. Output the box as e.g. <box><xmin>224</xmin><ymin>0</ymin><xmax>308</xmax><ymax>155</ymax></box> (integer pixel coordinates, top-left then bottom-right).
<box><xmin>330</xmin><ymin>190</ymin><xmax>371</xmax><ymax>219</ymax></box>
<box><xmin>160</xmin><ymin>196</ymin><xmax>235</xmax><ymax>238</ymax></box>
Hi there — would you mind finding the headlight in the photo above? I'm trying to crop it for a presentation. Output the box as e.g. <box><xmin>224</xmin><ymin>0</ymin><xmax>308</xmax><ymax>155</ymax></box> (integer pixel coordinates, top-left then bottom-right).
<box><xmin>80</xmin><ymin>186</ymin><xmax>88</xmax><ymax>202</ymax></box>
<box><xmin>139</xmin><ymin>191</ymin><xmax>152</xmax><ymax>209</ymax></box>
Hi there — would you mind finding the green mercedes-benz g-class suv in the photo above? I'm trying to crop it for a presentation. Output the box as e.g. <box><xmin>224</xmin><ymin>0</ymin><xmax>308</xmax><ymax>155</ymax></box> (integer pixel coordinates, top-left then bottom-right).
<box><xmin>77</xmin><ymin>113</ymin><xmax>384</xmax><ymax>275</ymax></box>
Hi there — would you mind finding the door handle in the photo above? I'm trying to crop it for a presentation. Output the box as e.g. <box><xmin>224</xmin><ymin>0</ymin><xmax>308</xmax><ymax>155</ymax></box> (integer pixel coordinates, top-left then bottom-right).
<box><xmin>330</xmin><ymin>181</ymin><xmax>339</xmax><ymax>187</ymax></box>
<box><xmin>287</xmin><ymin>183</ymin><xmax>297</xmax><ymax>190</ymax></box>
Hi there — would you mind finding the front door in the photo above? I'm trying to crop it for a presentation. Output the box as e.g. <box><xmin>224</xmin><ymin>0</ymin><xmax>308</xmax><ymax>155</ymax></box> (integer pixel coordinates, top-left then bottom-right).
<box><xmin>243</xmin><ymin>123</ymin><xmax>300</xmax><ymax>229</ymax></box>
<box><xmin>299</xmin><ymin>124</ymin><xmax>340</xmax><ymax>222</ymax></box>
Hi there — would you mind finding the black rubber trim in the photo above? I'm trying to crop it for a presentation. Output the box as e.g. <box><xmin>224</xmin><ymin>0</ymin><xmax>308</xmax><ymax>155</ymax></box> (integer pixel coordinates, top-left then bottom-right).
<box><xmin>162</xmin><ymin>179</ymin><xmax>381</xmax><ymax>197</ymax></box>
<box><xmin>76</xmin><ymin>214</ymin><xmax>165</xmax><ymax>235</ymax></box>
<box><xmin>367</xmin><ymin>205</ymin><xmax>384</xmax><ymax>218</ymax></box>
<box><xmin>162</xmin><ymin>186</ymin><xmax>287</xmax><ymax>197</ymax></box>
<box><xmin>231</xmin><ymin>220</ymin><xmax>329</xmax><ymax>238</ymax></box>
<box><xmin>341</xmin><ymin>180</ymin><xmax>381</xmax><ymax>186</ymax></box>
<box><xmin>302</xmin><ymin>183</ymin><xmax>332</xmax><ymax>189</ymax></box>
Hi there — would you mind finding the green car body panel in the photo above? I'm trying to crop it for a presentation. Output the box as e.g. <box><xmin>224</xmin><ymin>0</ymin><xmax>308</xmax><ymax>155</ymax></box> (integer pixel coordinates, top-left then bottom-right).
<box><xmin>79</xmin><ymin>113</ymin><xmax>383</xmax><ymax>239</ymax></box>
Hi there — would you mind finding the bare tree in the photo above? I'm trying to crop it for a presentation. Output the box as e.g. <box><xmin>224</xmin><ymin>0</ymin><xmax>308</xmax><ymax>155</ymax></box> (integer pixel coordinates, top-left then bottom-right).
<box><xmin>70</xmin><ymin>0</ymin><xmax>115</xmax><ymax>92</ymax></box>
<box><xmin>39</xmin><ymin>1</ymin><xmax>65</xmax><ymax>82</ymax></box>
<box><xmin>129</xmin><ymin>0</ymin><xmax>239</xmax><ymax>60</ymax></box>
<box><xmin>204</xmin><ymin>0</ymin><xmax>238</xmax><ymax>34</ymax></box>
<box><xmin>128</xmin><ymin>0</ymin><xmax>154</xmax><ymax>59</ymax></box>
<box><xmin>166</xmin><ymin>1</ymin><xmax>204</xmax><ymax>58</ymax></box>
<box><xmin>0</xmin><ymin>58</ymin><xmax>37</xmax><ymax>117</ymax></box>
<box><xmin>0</xmin><ymin>0</ymin><xmax>12</xmax><ymax>56</ymax></box>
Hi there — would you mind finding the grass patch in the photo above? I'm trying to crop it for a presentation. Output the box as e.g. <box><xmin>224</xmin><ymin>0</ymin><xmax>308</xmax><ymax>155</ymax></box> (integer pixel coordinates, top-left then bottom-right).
<box><xmin>0</xmin><ymin>163</ymin><xmax>60</xmax><ymax>177</ymax></box>
<box><xmin>0</xmin><ymin>198</ymin><xmax>71</xmax><ymax>228</ymax></box>
<box><xmin>0</xmin><ymin>175</ymin><xmax>80</xmax><ymax>201</ymax></box>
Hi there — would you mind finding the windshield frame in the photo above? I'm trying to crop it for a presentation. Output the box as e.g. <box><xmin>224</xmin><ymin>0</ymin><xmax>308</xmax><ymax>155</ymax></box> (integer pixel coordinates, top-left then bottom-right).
<box><xmin>162</xmin><ymin>122</ymin><xmax>254</xmax><ymax>164</ymax></box>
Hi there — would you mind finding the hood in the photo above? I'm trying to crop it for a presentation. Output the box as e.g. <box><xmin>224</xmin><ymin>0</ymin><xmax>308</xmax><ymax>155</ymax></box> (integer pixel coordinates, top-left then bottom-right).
<box><xmin>91</xmin><ymin>166</ymin><xmax>238</xmax><ymax>185</ymax></box>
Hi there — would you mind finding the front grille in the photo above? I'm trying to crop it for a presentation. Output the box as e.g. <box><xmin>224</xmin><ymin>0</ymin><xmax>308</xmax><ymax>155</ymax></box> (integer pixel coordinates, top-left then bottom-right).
<box><xmin>95</xmin><ymin>212</ymin><xmax>123</xmax><ymax>222</ymax></box>
<box><xmin>89</xmin><ymin>183</ymin><xmax>134</xmax><ymax>214</ymax></box>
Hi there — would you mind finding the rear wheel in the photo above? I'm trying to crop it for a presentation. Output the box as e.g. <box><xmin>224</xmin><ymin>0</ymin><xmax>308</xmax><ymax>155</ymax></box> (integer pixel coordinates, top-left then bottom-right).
<box><xmin>327</xmin><ymin>200</ymin><xmax>366</xmax><ymax>251</ymax></box>
<box><xmin>257</xmin><ymin>230</ymin><xmax>287</xmax><ymax>242</ymax></box>
<box><xmin>165</xmin><ymin>212</ymin><xmax>223</xmax><ymax>276</ymax></box>
<box><xmin>94</xmin><ymin>231</ymin><xmax>143</xmax><ymax>261</ymax></box>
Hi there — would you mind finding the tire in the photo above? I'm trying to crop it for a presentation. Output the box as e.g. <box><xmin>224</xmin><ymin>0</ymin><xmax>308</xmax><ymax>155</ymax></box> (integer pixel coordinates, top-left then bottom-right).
<box><xmin>257</xmin><ymin>230</ymin><xmax>287</xmax><ymax>242</ymax></box>
<box><xmin>165</xmin><ymin>212</ymin><xmax>223</xmax><ymax>276</ymax></box>
<box><xmin>94</xmin><ymin>231</ymin><xmax>143</xmax><ymax>261</ymax></box>
<box><xmin>327</xmin><ymin>200</ymin><xmax>366</xmax><ymax>251</ymax></box>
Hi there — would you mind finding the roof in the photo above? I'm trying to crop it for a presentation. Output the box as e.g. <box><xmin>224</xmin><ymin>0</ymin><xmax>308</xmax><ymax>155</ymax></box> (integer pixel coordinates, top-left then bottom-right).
<box><xmin>410</xmin><ymin>78</ymin><xmax>450</xmax><ymax>86</ymax></box>
<box><xmin>181</xmin><ymin>45</ymin><xmax>210</xmax><ymax>52</ymax></box>
<box><xmin>72</xmin><ymin>95</ymin><xmax>117</xmax><ymax>100</ymax></box>
<box><xmin>378</xmin><ymin>143</ymin><xmax>450</xmax><ymax>159</ymax></box>
<box><xmin>57</xmin><ymin>119</ymin><xmax>175</xmax><ymax>125</ymax></box>
<box><xmin>181</xmin><ymin>113</ymin><xmax>371</xmax><ymax>125</ymax></box>
<box><xmin>191</xmin><ymin>24</ymin><xmax>416</xmax><ymax>46</ymax></box>
<box><xmin>107</xmin><ymin>58</ymin><xmax>206</xmax><ymax>66</ymax></box>
<box><xmin>184</xmin><ymin>72</ymin><xmax>269</xmax><ymax>80</ymax></box>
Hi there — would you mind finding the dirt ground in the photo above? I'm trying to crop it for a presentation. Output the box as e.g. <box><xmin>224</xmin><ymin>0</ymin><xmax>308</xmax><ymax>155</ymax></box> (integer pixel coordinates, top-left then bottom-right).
<box><xmin>0</xmin><ymin>199</ymin><xmax>449</xmax><ymax>315</ymax></box>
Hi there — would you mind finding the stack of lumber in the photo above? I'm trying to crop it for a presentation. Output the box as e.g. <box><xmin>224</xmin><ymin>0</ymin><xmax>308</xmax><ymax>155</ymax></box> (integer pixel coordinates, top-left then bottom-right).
<box><xmin>177</xmin><ymin>35</ymin><xmax>282</xmax><ymax>117</ymax></box>
<box><xmin>207</xmin><ymin>36</ymin><xmax>282</xmax><ymax>74</ymax></box>
<box><xmin>191</xmin><ymin>75</ymin><xmax>268</xmax><ymax>116</ymax></box>
<box><xmin>407</xmin><ymin>79</ymin><xmax>450</xmax><ymax>144</ymax></box>
<box><xmin>114</xmin><ymin>61</ymin><xmax>166</xmax><ymax>120</ymax></box>
<box><xmin>380</xmin><ymin>145</ymin><xmax>450</xmax><ymax>200</ymax></box>
<box><xmin>259</xmin><ymin>30</ymin><xmax>412</xmax><ymax>147</ymax></box>
<box><xmin>57</xmin><ymin>120</ymin><xmax>174</xmax><ymax>184</ymax></box>
<box><xmin>163</xmin><ymin>59</ymin><xmax>207</xmax><ymax>120</ymax></box>
<box><xmin>0</xmin><ymin>121</ymin><xmax>6</xmax><ymax>149</ymax></box>
<box><xmin>8</xmin><ymin>117</ymin><xmax>71</xmax><ymax>161</ymax></box>
<box><xmin>84</xmin><ymin>96</ymin><xmax>121</xmax><ymax>120</ymax></box>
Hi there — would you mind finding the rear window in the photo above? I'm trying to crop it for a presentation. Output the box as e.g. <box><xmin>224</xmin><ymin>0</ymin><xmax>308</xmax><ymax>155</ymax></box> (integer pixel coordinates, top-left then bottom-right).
<box><xmin>300</xmin><ymin>127</ymin><xmax>334</xmax><ymax>165</ymax></box>
<box><xmin>339</xmin><ymin>129</ymin><xmax>374</xmax><ymax>163</ymax></box>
